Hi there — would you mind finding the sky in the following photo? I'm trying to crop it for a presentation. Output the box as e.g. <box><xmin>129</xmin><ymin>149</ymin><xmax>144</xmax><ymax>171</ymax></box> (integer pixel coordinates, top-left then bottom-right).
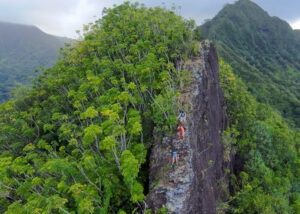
<box><xmin>0</xmin><ymin>0</ymin><xmax>300</xmax><ymax>39</ymax></box>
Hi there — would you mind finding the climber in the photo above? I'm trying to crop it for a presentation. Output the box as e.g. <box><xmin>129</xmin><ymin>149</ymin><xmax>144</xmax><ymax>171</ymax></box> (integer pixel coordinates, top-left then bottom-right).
<box><xmin>177</xmin><ymin>109</ymin><xmax>186</xmax><ymax>125</ymax></box>
<box><xmin>177</xmin><ymin>125</ymin><xmax>185</xmax><ymax>140</ymax></box>
<box><xmin>171</xmin><ymin>145</ymin><xmax>179</xmax><ymax>169</ymax></box>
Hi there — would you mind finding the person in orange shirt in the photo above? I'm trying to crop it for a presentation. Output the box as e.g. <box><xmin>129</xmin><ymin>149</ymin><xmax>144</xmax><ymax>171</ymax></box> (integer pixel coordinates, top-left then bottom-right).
<box><xmin>177</xmin><ymin>125</ymin><xmax>185</xmax><ymax>140</ymax></box>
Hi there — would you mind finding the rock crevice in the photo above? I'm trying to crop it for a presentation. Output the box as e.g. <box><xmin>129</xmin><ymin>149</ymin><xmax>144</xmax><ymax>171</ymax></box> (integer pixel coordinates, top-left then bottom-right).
<box><xmin>146</xmin><ymin>41</ymin><xmax>228</xmax><ymax>214</ymax></box>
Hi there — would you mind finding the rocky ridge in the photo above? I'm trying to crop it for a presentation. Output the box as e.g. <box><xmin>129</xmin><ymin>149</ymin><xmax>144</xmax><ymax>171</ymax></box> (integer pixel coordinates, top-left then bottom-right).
<box><xmin>146</xmin><ymin>40</ymin><xmax>229</xmax><ymax>213</ymax></box>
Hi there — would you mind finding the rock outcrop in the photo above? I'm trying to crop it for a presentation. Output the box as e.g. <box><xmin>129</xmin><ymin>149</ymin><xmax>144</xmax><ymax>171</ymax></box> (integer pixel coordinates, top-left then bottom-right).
<box><xmin>146</xmin><ymin>41</ymin><xmax>229</xmax><ymax>213</ymax></box>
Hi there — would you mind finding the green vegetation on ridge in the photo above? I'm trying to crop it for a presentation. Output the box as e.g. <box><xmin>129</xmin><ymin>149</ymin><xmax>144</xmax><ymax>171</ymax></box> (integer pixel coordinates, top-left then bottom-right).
<box><xmin>219</xmin><ymin>60</ymin><xmax>300</xmax><ymax>213</ymax></box>
<box><xmin>0</xmin><ymin>2</ymin><xmax>196</xmax><ymax>213</ymax></box>
<box><xmin>201</xmin><ymin>0</ymin><xmax>300</xmax><ymax>127</ymax></box>
<box><xmin>0</xmin><ymin>1</ymin><xmax>299</xmax><ymax>213</ymax></box>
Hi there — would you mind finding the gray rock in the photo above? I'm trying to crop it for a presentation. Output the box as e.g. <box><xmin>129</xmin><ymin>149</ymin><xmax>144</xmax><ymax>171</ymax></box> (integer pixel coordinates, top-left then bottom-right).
<box><xmin>146</xmin><ymin>40</ymin><xmax>231</xmax><ymax>214</ymax></box>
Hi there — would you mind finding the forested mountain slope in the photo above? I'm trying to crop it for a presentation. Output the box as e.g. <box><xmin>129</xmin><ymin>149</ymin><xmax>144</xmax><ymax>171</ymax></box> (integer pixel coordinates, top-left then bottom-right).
<box><xmin>0</xmin><ymin>22</ymin><xmax>70</xmax><ymax>102</ymax></box>
<box><xmin>0</xmin><ymin>2</ymin><xmax>299</xmax><ymax>213</ymax></box>
<box><xmin>200</xmin><ymin>0</ymin><xmax>300</xmax><ymax>127</ymax></box>
<box><xmin>0</xmin><ymin>3</ymin><xmax>198</xmax><ymax>213</ymax></box>
<box><xmin>219</xmin><ymin>60</ymin><xmax>300</xmax><ymax>213</ymax></box>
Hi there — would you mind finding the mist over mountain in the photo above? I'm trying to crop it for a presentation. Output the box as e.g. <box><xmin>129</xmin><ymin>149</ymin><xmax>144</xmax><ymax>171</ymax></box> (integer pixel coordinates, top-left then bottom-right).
<box><xmin>0</xmin><ymin>22</ymin><xmax>70</xmax><ymax>102</ymax></box>
<box><xmin>200</xmin><ymin>0</ymin><xmax>300</xmax><ymax>127</ymax></box>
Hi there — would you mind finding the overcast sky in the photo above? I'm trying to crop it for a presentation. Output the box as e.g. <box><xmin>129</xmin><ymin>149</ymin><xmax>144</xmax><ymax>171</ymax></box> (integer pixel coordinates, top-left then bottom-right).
<box><xmin>1</xmin><ymin>0</ymin><xmax>299</xmax><ymax>38</ymax></box>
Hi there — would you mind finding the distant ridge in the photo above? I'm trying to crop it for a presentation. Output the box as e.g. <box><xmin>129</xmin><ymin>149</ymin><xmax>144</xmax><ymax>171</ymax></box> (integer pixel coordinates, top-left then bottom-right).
<box><xmin>0</xmin><ymin>21</ymin><xmax>69</xmax><ymax>42</ymax></box>
<box><xmin>0</xmin><ymin>21</ymin><xmax>71</xmax><ymax>102</ymax></box>
<box><xmin>200</xmin><ymin>0</ymin><xmax>300</xmax><ymax>126</ymax></box>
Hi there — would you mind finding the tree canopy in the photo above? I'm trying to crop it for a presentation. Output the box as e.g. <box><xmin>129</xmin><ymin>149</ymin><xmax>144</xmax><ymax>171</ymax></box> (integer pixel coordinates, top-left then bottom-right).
<box><xmin>0</xmin><ymin>2</ymin><xmax>196</xmax><ymax>213</ymax></box>
<box><xmin>0</xmin><ymin>1</ymin><xmax>299</xmax><ymax>213</ymax></box>
<box><xmin>219</xmin><ymin>60</ymin><xmax>300</xmax><ymax>213</ymax></box>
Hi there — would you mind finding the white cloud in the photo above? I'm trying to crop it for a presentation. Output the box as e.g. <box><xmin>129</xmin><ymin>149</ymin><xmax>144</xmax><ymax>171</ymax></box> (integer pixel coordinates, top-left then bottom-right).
<box><xmin>0</xmin><ymin>0</ymin><xmax>116</xmax><ymax>38</ymax></box>
<box><xmin>30</xmin><ymin>0</ymin><xmax>101</xmax><ymax>38</ymax></box>
<box><xmin>27</xmin><ymin>0</ymin><xmax>111</xmax><ymax>38</ymax></box>
<box><xmin>0</xmin><ymin>0</ymin><xmax>300</xmax><ymax>38</ymax></box>
<box><xmin>291</xmin><ymin>19</ymin><xmax>300</xmax><ymax>30</ymax></box>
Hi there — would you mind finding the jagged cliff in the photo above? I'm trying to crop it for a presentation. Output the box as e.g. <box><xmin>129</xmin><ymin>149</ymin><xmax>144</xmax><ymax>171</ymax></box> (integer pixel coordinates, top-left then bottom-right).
<box><xmin>146</xmin><ymin>41</ymin><xmax>229</xmax><ymax>213</ymax></box>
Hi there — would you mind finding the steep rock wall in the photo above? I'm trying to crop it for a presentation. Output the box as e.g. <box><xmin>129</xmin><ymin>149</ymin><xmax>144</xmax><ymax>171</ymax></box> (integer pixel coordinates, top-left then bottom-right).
<box><xmin>146</xmin><ymin>41</ymin><xmax>229</xmax><ymax>213</ymax></box>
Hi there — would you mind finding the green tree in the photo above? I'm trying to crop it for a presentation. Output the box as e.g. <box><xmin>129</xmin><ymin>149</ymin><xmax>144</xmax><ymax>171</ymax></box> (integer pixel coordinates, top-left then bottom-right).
<box><xmin>219</xmin><ymin>59</ymin><xmax>300</xmax><ymax>213</ymax></box>
<box><xmin>0</xmin><ymin>2</ymin><xmax>197</xmax><ymax>212</ymax></box>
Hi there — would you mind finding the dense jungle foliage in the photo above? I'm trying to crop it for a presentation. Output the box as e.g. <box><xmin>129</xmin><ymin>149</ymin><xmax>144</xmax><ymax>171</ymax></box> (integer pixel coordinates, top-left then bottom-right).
<box><xmin>0</xmin><ymin>1</ymin><xmax>299</xmax><ymax>213</ymax></box>
<box><xmin>219</xmin><ymin>60</ymin><xmax>300</xmax><ymax>213</ymax></box>
<box><xmin>201</xmin><ymin>0</ymin><xmax>300</xmax><ymax>127</ymax></box>
<box><xmin>0</xmin><ymin>2</ymin><xmax>196</xmax><ymax>213</ymax></box>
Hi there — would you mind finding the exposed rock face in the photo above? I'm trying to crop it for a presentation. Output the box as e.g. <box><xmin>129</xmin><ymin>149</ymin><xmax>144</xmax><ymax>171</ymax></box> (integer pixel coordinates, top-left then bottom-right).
<box><xmin>146</xmin><ymin>41</ymin><xmax>228</xmax><ymax>213</ymax></box>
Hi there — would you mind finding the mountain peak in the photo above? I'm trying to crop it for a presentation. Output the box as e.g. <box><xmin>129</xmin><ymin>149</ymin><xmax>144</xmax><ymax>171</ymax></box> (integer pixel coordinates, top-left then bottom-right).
<box><xmin>215</xmin><ymin>0</ymin><xmax>282</xmax><ymax>28</ymax></box>
<box><xmin>226</xmin><ymin>0</ymin><xmax>265</xmax><ymax>12</ymax></box>
<box><xmin>201</xmin><ymin>0</ymin><xmax>300</xmax><ymax>127</ymax></box>
<box><xmin>202</xmin><ymin>0</ymin><xmax>294</xmax><ymax>45</ymax></box>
